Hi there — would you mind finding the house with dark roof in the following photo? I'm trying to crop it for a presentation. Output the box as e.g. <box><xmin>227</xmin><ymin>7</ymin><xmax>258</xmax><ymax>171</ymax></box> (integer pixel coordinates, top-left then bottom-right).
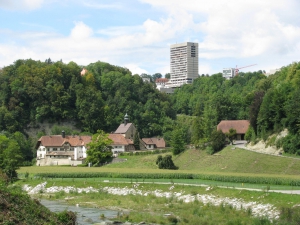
<box><xmin>36</xmin><ymin>131</ymin><xmax>92</xmax><ymax>166</ymax></box>
<box><xmin>217</xmin><ymin>120</ymin><xmax>250</xmax><ymax>140</ymax></box>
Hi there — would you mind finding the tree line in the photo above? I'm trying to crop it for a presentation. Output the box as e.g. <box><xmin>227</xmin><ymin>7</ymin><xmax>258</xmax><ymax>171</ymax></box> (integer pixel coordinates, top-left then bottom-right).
<box><xmin>171</xmin><ymin>63</ymin><xmax>300</xmax><ymax>155</ymax></box>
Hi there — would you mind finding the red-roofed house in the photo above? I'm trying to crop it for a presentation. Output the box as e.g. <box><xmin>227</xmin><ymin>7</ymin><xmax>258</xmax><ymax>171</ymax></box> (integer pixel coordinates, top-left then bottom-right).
<box><xmin>142</xmin><ymin>138</ymin><xmax>166</xmax><ymax>150</ymax></box>
<box><xmin>108</xmin><ymin>133</ymin><xmax>135</xmax><ymax>153</ymax></box>
<box><xmin>217</xmin><ymin>120</ymin><xmax>250</xmax><ymax>140</ymax></box>
<box><xmin>36</xmin><ymin>131</ymin><xmax>92</xmax><ymax>166</ymax></box>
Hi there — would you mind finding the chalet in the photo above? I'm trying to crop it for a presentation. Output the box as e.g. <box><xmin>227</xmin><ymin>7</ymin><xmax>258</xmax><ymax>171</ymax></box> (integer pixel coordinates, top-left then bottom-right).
<box><xmin>142</xmin><ymin>138</ymin><xmax>166</xmax><ymax>150</ymax></box>
<box><xmin>36</xmin><ymin>131</ymin><xmax>91</xmax><ymax>166</ymax></box>
<box><xmin>217</xmin><ymin>120</ymin><xmax>250</xmax><ymax>140</ymax></box>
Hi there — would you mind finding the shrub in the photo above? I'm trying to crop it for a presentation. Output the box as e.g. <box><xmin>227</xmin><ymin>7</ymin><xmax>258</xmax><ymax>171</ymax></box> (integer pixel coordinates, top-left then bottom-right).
<box><xmin>156</xmin><ymin>155</ymin><xmax>178</xmax><ymax>170</ymax></box>
<box><xmin>210</xmin><ymin>130</ymin><xmax>226</xmax><ymax>154</ymax></box>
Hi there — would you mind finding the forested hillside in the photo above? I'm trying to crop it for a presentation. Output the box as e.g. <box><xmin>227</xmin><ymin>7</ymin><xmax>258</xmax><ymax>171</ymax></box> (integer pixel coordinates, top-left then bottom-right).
<box><xmin>171</xmin><ymin>62</ymin><xmax>300</xmax><ymax>155</ymax></box>
<box><xmin>0</xmin><ymin>59</ymin><xmax>175</xmax><ymax>137</ymax></box>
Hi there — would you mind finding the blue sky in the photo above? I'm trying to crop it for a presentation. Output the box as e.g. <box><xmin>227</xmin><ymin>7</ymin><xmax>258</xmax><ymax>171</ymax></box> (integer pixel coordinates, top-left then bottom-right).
<box><xmin>1</xmin><ymin>0</ymin><xmax>300</xmax><ymax>75</ymax></box>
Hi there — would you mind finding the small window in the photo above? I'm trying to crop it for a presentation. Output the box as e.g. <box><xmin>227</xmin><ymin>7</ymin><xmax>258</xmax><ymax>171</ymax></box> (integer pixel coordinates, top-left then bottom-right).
<box><xmin>53</xmin><ymin>148</ymin><xmax>57</xmax><ymax>151</ymax></box>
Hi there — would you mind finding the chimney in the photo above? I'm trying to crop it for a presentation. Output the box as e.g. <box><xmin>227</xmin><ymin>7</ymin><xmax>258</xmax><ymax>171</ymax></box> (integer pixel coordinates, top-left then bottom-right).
<box><xmin>62</xmin><ymin>130</ymin><xmax>65</xmax><ymax>138</ymax></box>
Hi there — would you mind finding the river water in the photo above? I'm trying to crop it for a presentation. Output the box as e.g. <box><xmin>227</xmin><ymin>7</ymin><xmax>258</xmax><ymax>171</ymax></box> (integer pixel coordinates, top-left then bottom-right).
<box><xmin>40</xmin><ymin>199</ymin><xmax>119</xmax><ymax>225</ymax></box>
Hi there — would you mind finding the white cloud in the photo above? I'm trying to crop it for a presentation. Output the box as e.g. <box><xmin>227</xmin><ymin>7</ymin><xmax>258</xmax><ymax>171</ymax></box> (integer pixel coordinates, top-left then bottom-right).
<box><xmin>0</xmin><ymin>0</ymin><xmax>44</xmax><ymax>10</ymax></box>
<box><xmin>124</xmin><ymin>64</ymin><xmax>148</xmax><ymax>75</ymax></box>
<box><xmin>70</xmin><ymin>21</ymin><xmax>94</xmax><ymax>39</ymax></box>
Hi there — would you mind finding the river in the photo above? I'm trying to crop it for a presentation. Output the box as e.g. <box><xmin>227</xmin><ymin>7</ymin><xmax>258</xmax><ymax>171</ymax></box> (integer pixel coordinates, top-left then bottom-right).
<box><xmin>40</xmin><ymin>199</ymin><xmax>119</xmax><ymax>225</ymax></box>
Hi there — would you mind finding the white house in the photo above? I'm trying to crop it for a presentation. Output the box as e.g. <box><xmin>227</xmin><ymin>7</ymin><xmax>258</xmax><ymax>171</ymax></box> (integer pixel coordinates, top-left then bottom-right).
<box><xmin>36</xmin><ymin>131</ymin><xmax>91</xmax><ymax>166</ymax></box>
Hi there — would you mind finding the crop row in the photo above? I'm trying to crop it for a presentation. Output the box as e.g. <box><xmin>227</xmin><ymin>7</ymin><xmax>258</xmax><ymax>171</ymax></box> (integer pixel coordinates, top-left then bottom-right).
<box><xmin>119</xmin><ymin>149</ymin><xmax>171</xmax><ymax>156</ymax></box>
<box><xmin>34</xmin><ymin>172</ymin><xmax>300</xmax><ymax>186</ymax></box>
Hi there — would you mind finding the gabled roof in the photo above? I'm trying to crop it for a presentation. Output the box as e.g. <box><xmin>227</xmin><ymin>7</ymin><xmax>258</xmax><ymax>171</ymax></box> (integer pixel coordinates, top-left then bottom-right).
<box><xmin>36</xmin><ymin>135</ymin><xmax>92</xmax><ymax>149</ymax></box>
<box><xmin>108</xmin><ymin>134</ymin><xmax>131</xmax><ymax>145</ymax></box>
<box><xmin>217</xmin><ymin>120</ymin><xmax>250</xmax><ymax>134</ymax></box>
<box><xmin>114</xmin><ymin>123</ymin><xmax>133</xmax><ymax>134</ymax></box>
<box><xmin>142</xmin><ymin>138</ymin><xmax>155</xmax><ymax>145</ymax></box>
<box><xmin>142</xmin><ymin>138</ymin><xmax>166</xmax><ymax>148</ymax></box>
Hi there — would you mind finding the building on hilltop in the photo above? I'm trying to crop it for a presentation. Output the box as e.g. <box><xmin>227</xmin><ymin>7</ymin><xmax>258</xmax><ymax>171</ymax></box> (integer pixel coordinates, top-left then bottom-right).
<box><xmin>157</xmin><ymin>42</ymin><xmax>198</xmax><ymax>94</ymax></box>
<box><xmin>169</xmin><ymin>42</ymin><xmax>199</xmax><ymax>87</ymax></box>
<box><xmin>36</xmin><ymin>131</ymin><xmax>92</xmax><ymax>166</ymax></box>
<box><xmin>222</xmin><ymin>68</ymin><xmax>236</xmax><ymax>79</ymax></box>
<box><xmin>217</xmin><ymin>120</ymin><xmax>250</xmax><ymax>140</ymax></box>
<box><xmin>80</xmin><ymin>68</ymin><xmax>88</xmax><ymax>76</ymax></box>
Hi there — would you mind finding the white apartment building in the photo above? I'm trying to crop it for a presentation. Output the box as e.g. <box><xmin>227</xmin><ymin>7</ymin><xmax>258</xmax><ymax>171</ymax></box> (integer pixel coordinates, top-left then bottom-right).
<box><xmin>169</xmin><ymin>42</ymin><xmax>199</xmax><ymax>87</ymax></box>
<box><xmin>222</xmin><ymin>68</ymin><xmax>236</xmax><ymax>79</ymax></box>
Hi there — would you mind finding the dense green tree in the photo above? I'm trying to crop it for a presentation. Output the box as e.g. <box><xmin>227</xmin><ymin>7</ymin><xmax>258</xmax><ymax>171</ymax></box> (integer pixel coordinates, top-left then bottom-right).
<box><xmin>171</xmin><ymin>129</ymin><xmax>185</xmax><ymax>155</ymax></box>
<box><xmin>165</xmin><ymin>73</ymin><xmax>170</xmax><ymax>79</ymax></box>
<box><xmin>0</xmin><ymin>135</ymin><xmax>22</xmax><ymax>181</ymax></box>
<box><xmin>225</xmin><ymin>128</ymin><xmax>237</xmax><ymax>145</ymax></box>
<box><xmin>156</xmin><ymin>155</ymin><xmax>178</xmax><ymax>170</ymax></box>
<box><xmin>86</xmin><ymin>130</ymin><xmax>113</xmax><ymax>166</ymax></box>
<box><xmin>210</xmin><ymin>130</ymin><xmax>226</xmax><ymax>154</ymax></box>
<box><xmin>133</xmin><ymin>132</ymin><xmax>140</xmax><ymax>150</ymax></box>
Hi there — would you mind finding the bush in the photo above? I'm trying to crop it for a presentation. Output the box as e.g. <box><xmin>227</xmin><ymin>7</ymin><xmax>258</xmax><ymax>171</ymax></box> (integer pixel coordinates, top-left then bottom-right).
<box><xmin>282</xmin><ymin>134</ymin><xmax>300</xmax><ymax>155</ymax></box>
<box><xmin>205</xmin><ymin>146</ymin><xmax>214</xmax><ymax>155</ymax></box>
<box><xmin>156</xmin><ymin>155</ymin><xmax>178</xmax><ymax>170</ymax></box>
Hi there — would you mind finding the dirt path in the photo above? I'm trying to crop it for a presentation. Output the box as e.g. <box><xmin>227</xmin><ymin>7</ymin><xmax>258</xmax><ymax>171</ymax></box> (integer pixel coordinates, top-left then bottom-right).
<box><xmin>233</xmin><ymin>141</ymin><xmax>300</xmax><ymax>160</ymax></box>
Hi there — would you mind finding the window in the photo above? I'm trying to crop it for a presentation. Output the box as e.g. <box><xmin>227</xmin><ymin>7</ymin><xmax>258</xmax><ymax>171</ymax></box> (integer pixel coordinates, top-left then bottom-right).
<box><xmin>53</xmin><ymin>148</ymin><xmax>57</xmax><ymax>151</ymax></box>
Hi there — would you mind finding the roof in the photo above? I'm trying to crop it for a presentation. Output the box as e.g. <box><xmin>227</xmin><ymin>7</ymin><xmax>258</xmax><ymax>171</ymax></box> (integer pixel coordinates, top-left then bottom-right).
<box><xmin>142</xmin><ymin>138</ymin><xmax>166</xmax><ymax>148</ymax></box>
<box><xmin>114</xmin><ymin>123</ymin><xmax>133</xmax><ymax>134</ymax></box>
<box><xmin>108</xmin><ymin>134</ymin><xmax>131</xmax><ymax>145</ymax></box>
<box><xmin>217</xmin><ymin>120</ymin><xmax>250</xmax><ymax>134</ymax></box>
<box><xmin>36</xmin><ymin>135</ymin><xmax>92</xmax><ymax>149</ymax></box>
<box><xmin>80</xmin><ymin>68</ymin><xmax>88</xmax><ymax>76</ymax></box>
<box><xmin>156</xmin><ymin>78</ymin><xmax>169</xmax><ymax>83</ymax></box>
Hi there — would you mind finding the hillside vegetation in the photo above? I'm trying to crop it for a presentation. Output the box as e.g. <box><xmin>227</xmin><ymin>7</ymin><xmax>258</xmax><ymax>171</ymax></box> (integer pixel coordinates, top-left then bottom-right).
<box><xmin>0</xmin><ymin>176</ymin><xmax>76</xmax><ymax>224</ymax></box>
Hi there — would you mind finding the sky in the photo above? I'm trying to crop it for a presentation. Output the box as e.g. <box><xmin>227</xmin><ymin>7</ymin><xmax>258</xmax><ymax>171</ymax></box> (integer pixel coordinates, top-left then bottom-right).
<box><xmin>0</xmin><ymin>0</ymin><xmax>300</xmax><ymax>75</ymax></box>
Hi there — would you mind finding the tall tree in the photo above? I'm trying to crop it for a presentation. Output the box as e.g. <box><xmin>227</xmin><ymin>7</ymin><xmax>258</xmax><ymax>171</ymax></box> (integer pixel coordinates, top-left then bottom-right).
<box><xmin>171</xmin><ymin>129</ymin><xmax>185</xmax><ymax>155</ymax></box>
<box><xmin>0</xmin><ymin>135</ymin><xmax>22</xmax><ymax>181</ymax></box>
<box><xmin>133</xmin><ymin>132</ymin><xmax>140</xmax><ymax>150</ymax></box>
<box><xmin>86</xmin><ymin>130</ymin><xmax>113</xmax><ymax>166</ymax></box>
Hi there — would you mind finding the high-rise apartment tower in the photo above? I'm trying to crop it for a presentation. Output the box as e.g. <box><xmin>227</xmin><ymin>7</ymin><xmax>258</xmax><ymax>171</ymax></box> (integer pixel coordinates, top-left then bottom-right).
<box><xmin>169</xmin><ymin>42</ymin><xmax>198</xmax><ymax>87</ymax></box>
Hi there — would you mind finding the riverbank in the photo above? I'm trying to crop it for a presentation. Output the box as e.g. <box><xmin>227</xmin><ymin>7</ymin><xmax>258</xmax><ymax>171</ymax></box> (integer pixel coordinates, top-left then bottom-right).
<box><xmin>20</xmin><ymin>180</ymin><xmax>300</xmax><ymax>224</ymax></box>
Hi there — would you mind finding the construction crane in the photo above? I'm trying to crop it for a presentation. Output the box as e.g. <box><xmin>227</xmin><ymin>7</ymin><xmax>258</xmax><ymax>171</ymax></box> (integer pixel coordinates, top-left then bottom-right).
<box><xmin>235</xmin><ymin>64</ymin><xmax>257</xmax><ymax>76</ymax></box>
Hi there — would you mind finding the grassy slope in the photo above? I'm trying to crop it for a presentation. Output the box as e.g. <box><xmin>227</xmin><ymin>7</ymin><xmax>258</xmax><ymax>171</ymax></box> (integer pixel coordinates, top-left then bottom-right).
<box><xmin>173</xmin><ymin>146</ymin><xmax>300</xmax><ymax>175</ymax></box>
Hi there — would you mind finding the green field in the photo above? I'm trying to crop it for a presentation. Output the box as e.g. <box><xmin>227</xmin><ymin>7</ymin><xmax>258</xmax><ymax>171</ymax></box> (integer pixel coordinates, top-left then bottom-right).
<box><xmin>19</xmin><ymin>146</ymin><xmax>300</xmax><ymax>177</ymax></box>
<box><xmin>18</xmin><ymin>147</ymin><xmax>300</xmax><ymax>189</ymax></box>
